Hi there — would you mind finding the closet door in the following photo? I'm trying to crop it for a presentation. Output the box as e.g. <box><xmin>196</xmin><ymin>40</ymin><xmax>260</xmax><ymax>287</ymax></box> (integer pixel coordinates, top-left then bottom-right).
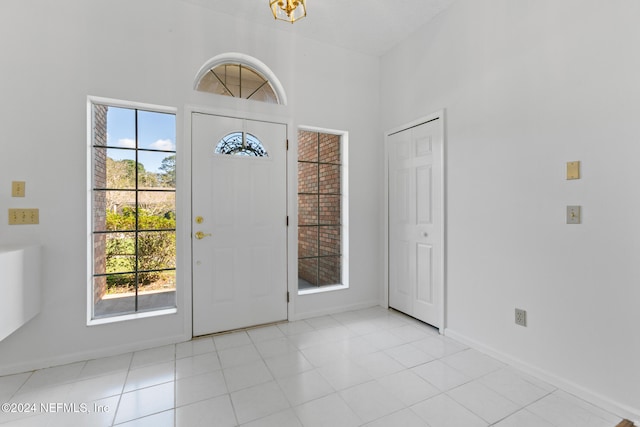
<box><xmin>388</xmin><ymin>119</ymin><xmax>443</xmax><ymax>327</ymax></box>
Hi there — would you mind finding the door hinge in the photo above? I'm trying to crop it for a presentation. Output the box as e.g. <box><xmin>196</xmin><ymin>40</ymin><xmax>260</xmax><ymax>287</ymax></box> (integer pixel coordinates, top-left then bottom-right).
<box><xmin>286</xmin><ymin>139</ymin><xmax>289</xmax><ymax>150</ymax></box>
<box><xmin>287</xmin><ymin>291</ymin><xmax>290</xmax><ymax>303</ymax></box>
<box><xmin>286</xmin><ymin>216</ymin><xmax>289</xmax><ymax>226</ymax></box>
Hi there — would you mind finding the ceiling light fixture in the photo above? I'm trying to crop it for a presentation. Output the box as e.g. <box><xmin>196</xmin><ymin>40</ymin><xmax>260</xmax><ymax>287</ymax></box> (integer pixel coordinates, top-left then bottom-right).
<box><xmin>270</xmin><ymin>0</ymin><xmax>307</xmax><ymax>23</ymax></box>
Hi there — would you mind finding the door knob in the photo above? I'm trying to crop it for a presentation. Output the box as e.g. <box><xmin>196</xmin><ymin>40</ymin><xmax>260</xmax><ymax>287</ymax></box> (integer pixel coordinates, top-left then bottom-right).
<box><xmin>195</xmin><ymin>231</ymin><xmax>212</xmax><ymax>240</ymax></box>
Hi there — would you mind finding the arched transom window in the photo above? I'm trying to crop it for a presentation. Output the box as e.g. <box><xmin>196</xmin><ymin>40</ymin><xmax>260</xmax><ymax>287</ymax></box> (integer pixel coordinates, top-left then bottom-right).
<box><xmin>194</xmin><ymin>53</ymin><xmax>287</xmax><ymax>105</ymax></box>
<box><xmin>197</xmin><ymin>64</ymin><xmax>278</xmax><ymax>104</ymax></box>
<box><xmin>215</xmin><ymin>132</ymin><xmax>269</xmax><ymax>157</ymax></box>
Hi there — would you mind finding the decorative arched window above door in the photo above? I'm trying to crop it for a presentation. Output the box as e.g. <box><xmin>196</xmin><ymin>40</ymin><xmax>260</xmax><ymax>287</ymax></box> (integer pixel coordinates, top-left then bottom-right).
<box><xmin>215</xmin><ymin>132</ymin><xmax>269</xmax><ymax>157</ymax></box>
<box><xmin>194</xmin><ymin>53</ymin><xmax>287</xmax><ymax>105</ymax></box>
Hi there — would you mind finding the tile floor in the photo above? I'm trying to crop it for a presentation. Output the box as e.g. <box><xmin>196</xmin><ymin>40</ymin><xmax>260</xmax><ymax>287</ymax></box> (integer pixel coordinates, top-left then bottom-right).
<box><xmin>0</xmin><ymin>307</ymin><xmax>625</xmax><ymax>426</ymax></box>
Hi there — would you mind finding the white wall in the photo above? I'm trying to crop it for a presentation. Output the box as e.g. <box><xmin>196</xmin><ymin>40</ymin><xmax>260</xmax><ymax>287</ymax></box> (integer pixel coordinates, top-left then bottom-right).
<box><xmin>381</xmin><ymin>0</ymin><xmax>640</xmax><ymax>418</ymax></box>
<box><xmin>0</xmin><ymin>0</ymin><xmax>381</xmax><ymax>374</ymax></box>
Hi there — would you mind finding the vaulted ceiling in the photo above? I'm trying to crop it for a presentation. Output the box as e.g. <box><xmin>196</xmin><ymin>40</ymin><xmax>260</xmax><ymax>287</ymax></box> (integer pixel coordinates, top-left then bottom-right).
<box><xmin>180</xmin><ymin>0</ymin><xmax>456</xmax><ymax>56</ymax></box>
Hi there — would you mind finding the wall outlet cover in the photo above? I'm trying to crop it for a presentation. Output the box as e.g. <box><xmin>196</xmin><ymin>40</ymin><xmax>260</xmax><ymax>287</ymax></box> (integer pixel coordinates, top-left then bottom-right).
<box><xmin>566</xmin><ymin>161</ymin><xmax>580</xmax><ymax>180</ymax></box>
<box><xmin>515</xmin><ymin>308</ymin><xmax>527</xmax><ymax>327</ymax></box>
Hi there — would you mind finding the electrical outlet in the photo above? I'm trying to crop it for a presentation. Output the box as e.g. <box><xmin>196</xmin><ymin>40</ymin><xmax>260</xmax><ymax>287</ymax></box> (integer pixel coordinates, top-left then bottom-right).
<box><xmin>515</xmin><ymin>308</ymin><xmax>527</xmax><ymax>327</ymax></box>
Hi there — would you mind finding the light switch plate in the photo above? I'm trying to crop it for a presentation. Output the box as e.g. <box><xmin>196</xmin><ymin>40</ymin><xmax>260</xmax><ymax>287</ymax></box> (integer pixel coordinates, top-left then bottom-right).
<box><xmin>566</xmin><ymin>205</ymin><xmax>581</xmax><ymax>224</ymax></box>
<box><xmin>11</xmin><ymin>181</ymin><xmax>25</xmax><ymax>197</ymax></box>
<box><xmin>8</xmin><ymin>208</ymin><xmax>39</xmax><ymax>225</ymax></box>
<box><xmin>566</xmin><ymin>161</ymin><xmax>580</xmax><ymax>180</ymax></box>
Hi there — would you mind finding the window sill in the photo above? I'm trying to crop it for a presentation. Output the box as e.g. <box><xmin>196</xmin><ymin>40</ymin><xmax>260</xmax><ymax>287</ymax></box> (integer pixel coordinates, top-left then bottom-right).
<box><xmin>87</xmin><ymin>307</ymin><xmax>177</xmax><ymax>326</ymax></box>
<box><xmin>298</xmin><ymin>283</ymin><xmax>348</xmax><ymax>296</ymax></box>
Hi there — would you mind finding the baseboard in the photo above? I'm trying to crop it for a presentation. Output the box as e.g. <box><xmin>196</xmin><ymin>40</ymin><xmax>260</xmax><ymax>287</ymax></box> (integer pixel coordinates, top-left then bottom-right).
<box><xmin>291</xmin><ymin>300</ymin><xmax>380</xmax><ymax>321</ymax></box>
<box><xmin>0</xmin><ymin>333</ymin><xmax>189</xmax><ymax>377</ymax></box>
<box><xmin>444</xmin><ymin>328</ymin><xmax>640</xmax><ymax>424</ymax></box>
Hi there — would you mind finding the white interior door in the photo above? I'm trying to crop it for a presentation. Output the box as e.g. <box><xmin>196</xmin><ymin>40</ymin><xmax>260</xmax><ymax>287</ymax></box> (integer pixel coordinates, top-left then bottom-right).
<box><xmin>388</xmin><ymin>119</ymin><xmax>443</xmax><ymax>327</ymax></box>
<box><xmin>192</xmin><ymin>113</ymin><xmax>288</xmax><ymax>335</ymax></box>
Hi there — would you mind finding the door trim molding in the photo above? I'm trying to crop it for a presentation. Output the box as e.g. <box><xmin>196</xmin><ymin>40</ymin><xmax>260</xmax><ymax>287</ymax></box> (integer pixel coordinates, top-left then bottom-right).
<box><xmin>184</xmin><ymin>104</ymin><xmax>292</xmax><ymax>338</ymax></box>
<box><xmin>383</xmin><ymin>110</ymin><xmax>446</xmax><ymax>334</ymax></box>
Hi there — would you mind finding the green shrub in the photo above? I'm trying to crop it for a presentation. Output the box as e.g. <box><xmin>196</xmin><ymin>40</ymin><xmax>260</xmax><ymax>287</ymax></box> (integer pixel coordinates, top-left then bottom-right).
<box><xmin>105</xmin><ymin>208</ymin><xmax>176</xmax><ymax>291</ymax></box>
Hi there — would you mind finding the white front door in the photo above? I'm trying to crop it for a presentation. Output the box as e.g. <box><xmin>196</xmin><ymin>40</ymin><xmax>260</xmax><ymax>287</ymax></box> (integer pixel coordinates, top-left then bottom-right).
<box><xmin>388</xmin><ymin>119</ymin><xmax>443</xmax><ymax>327</ymax></box>
<box><xmin>192</xmin><ymin>113</ymin><xmax>288</xmax><ymax>335</ymax></box>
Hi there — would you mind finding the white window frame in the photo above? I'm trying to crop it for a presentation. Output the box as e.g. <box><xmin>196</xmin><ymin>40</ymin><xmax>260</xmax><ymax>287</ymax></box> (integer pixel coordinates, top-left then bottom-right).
<box><xmin>297</xmin><ymin>126</ymin><xmax>349</xmax><ymax>295</ymax></box>
<box><xmin>86</xmin><ymin>96</ymin><xmax>178</xmax><ymax>325</ymax></box>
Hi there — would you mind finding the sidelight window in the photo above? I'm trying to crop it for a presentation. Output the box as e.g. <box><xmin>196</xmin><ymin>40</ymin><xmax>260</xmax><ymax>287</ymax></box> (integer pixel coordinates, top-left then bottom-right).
<box><xmin>297</xmin><ymin>129</ymin><xmax>348</xmax><ymax>292</ymax></box>
<box><xmin>89</xmin><ymin>99</ymin><xmax>177</xmax><ymax>322</ymax></box>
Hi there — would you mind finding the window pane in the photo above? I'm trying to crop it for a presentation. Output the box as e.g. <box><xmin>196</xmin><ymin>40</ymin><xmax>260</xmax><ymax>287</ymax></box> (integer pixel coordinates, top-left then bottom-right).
<box><xmin>105</xmin><ymin>107</ymin><xmax>135</xmax><ymax>148</ymax></box>
<box><xmin>137</xmin><ymin>151</ymin><xmax>172</xmax><ymax>189</ymax></box>
<box><xmin>298</xmin><ymin>258</ymin><xmax>318</xmax><ymax>288</ymax></box>
<box><xmin>105</xmin><ymin>149</ymin><xmax>137</xmax><ymax>189</ymax></box>
<box><xmin>319</xmin><ymin>133</ymin><xmax>340</xmax><ymax>164</ymax></box>
<box><xmin>319</xmin><ymin>226</ymin><xmax>341</xmax><ymax>256</ymax></box>
<box><xmin>138</xmin><ymin>270</ymin><xmax>176</xmax><ymax>295</ymax></box>
<box><xmin>239</xmin><ymin>67</ymin><xmax>267</xmax><ymax>99</ymax></box>
<box><xmin>298</xmin><ymin>227</ymin><xmax>318</xmax><ymax>258</ymax></box>
<box><xmin>248</xmin><ymin>84</ymin><xmax>278</xmax><ymax>104</ymax></box>
<box><xmin>99</xmin><ymin>191</ymin><xmax>136</xmax><ymax>231</ymax></box>
<box><xmin>214</xmin><ymin>64</ymin><xmax>240</xmax><ymax>97</ymax></box>
<box><xmin>319</xmin><ymin>164</ymin><xmax>340</xmax><ymax>194</ymax></box>
<box><xmin>137</xmin><ymin>231</ymin><xmax>176</xmax><ymax>271</ymax></box>
<box><xmin>139</xmin><ymin>191</ymin><xmax>176</xmax><ymax>223</ymax></box>
<box><xmin>298</xmin><ymin>130</ymin><xmax>318</xmax><ymax>162</ymax></box>
<box><xmin>319</xmin><ymin>195</ymin><xmax>340</xmax><ymax>225</ymax></box>
<box><xmin>196</xmin><ymin>72</ymin><xmax>229</xmax><ymax>96</ymax></box>
<box><xmin>137</xmin><ymin>111</ymin><xmax>176</xmax><ymax>151</ymax></box>
<box><xmin>106</xmin><ymin>232</ymin><xmax>136</xmax><ymax>274</ymax></box>
<box><xmin>298</xmin><ymin>162</ymin><xmax>318</xmax><ymax>194</ymax></box>
<box><xmin>106</xmin><ymin>272</ymin><xmax>137</xmax><ymax>295</ymax></box>
<box><xmin>298</xmin><ymin>195</ymin><xmax>318</xmax><ymax>225</ymax></box>
<box><xmin>139</xmin><ymin>270</ymin><xmax>176</xmax><ymax>293</ymax></box>
<box><xmin>138</xmin><ymin>271</ymin><xmax>176</xmax><ymax>313</ymax></box>
<box><xmin>156</xmin><ymin>154</ymin><xmax>176</xmax><ymax>188</ymax></box>
<box><xmin>318</xmin><ymin>257</ymin><xmax>341</xmax><ymax>286</ymax></box>
<box><xmin>94</xmin><ymin>274</ymin><xmax>136</xmax><ymax>318</ymax></box>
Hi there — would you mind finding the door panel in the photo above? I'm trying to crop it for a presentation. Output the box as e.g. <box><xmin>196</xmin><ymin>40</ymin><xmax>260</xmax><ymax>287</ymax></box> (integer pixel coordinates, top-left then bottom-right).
<box><xmin>416</xmin><ymin>243</ymin><xmax>433</xmax><ymax>304</ymax></box>
<box><xmin>192</xmin><ymin>113</ymin><xmax>287</xmax><ymax>335</ymax></box>
<box><xmin>388</xmin><ymin>119</ymin><xmax>442</xmax><ymax>327</ymax></box>
<box><xmin>416</xmin><ymin>165</ymin><xmax>432</xmax><ymax>225</ymax></box>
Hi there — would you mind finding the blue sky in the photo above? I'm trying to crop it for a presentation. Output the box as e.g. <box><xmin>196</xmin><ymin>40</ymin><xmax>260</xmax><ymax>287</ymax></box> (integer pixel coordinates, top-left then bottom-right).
<box><xmin>106</xmin><ymin>107</ymin><xmax>176</xmax><ymax>173</ymax></box>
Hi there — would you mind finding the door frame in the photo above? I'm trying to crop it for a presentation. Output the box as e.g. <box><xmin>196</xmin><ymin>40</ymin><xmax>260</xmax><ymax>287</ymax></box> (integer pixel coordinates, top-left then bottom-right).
<box><xmin>383</xmin><ymin>110</ymin><xmax>446</xmax><ymax>334</ymax></box>
<box><xmin>182</xmin><ymin>104</ymin><xmax>293</xmax><ymax>338</ymax></box>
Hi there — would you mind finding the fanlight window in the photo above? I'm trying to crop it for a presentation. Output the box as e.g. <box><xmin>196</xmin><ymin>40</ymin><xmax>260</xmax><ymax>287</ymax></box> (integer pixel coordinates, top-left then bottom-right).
<box><xmin>215</xmin><ymin>132</ymin><xmax>269</xmax><ymax>157</ymax></box>
<box><xmin>196</xmin><ymin>63</ymin><xmax>279</xmax><ymax>104</ymax></box>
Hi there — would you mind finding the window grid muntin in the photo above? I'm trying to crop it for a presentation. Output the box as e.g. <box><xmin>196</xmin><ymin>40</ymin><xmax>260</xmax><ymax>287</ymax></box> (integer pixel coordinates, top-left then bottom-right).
<box><xmin>91</xmin><ymin>104</ymin><xmax>176</xmax><ymax>317</ymax></box>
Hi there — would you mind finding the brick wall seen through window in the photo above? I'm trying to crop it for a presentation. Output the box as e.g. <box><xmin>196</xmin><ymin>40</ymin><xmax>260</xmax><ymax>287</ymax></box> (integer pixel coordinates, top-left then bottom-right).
<box><xmin>298</xmin><ymin>130</ymin><xmax>342</xmax><ymax>289</ymax></box>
